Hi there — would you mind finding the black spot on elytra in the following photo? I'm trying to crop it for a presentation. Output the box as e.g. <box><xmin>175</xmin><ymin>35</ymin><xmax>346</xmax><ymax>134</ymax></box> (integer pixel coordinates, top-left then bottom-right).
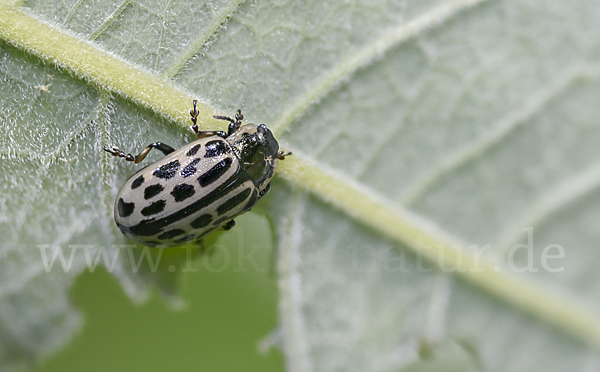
<box><xmin>204</xmin><ymin>140</ymin><xmax>228</xmax><ymax>158</ymax></box>
<box><xmin>153</xmin><ymin>160</ymin><xmax>180</xmax><ymax>179</ymax></box>
<box><xmin>141</xmin><ymin>200</ymin><xmax>166</xmax><ymax>216</ymax></box>
<box><xmin>181</xmin><ymin>158</ymin><xmax>201</xmax><ymax>178</ymax></box>
<box><xmin>117</xmin><ymin>198</ymin><xmax>135</xmax><ymax>218</ymax></box>
<box><xmin>198</xmin><ymin>158</ymin><xmax>232</xmax><ymax>187</ymax></box>
<box><xmin>157</xmin><ymin>229</ymin><xmax>186</xmax><ymax>240</ymax></box>
<box><xmin>171</xmin><ymin>183</ymin><xmax>195</xmax><ymax>202</ymax></box>
<box><xmin>131</xmin><ymin>175</ymin><xmax>144</xmax><ymax>189</ymax></box>
<box><xmin>124</xmin><ymin>170</ymin><xmax>246</xmax><ymax>236</ymax></box>
<box><xmin>144</xmin><ymin>184</ymin><xmax>164</xmax><ymax>200</ymax></box>
<box><xmin>191</xmin><ymin>214</ymin><xmax>212</xmax><ymax>229</ymax></box>
<box><xmin>217</xmin><ymin>188</ymin><xmax>252</xmax><ymax>215</ymax></box>
<box><xmin>243</xmin><ymin>189</ymin><xmax>259</xmax><ymax>211</ymax></box>
<box><xmin>186</xmin><ymin>144</ymin><xmax>201</xmax><ymax>156</ymax></box>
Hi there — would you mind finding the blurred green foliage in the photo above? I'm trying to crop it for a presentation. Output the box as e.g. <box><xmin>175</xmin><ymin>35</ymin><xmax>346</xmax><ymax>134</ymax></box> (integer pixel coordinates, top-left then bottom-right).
<box><xmin>33</xmin><ymin>213</ymin><xmax>283</xmax><ymax>372</ymax></box>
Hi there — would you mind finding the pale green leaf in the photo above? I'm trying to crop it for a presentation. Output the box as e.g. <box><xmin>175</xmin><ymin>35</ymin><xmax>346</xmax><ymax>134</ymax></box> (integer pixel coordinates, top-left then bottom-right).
<box><xmin>1</xmin><ymin>0</ymin><xmax>600</xmax><ymax>371</ymax></box>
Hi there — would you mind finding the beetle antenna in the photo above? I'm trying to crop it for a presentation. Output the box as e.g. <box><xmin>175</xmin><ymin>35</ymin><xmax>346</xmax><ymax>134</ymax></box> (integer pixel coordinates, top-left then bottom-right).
<box><xmin>277</xmin><ymin>151</ymin><xmax>292</xmax><ymax>160</ymax></box>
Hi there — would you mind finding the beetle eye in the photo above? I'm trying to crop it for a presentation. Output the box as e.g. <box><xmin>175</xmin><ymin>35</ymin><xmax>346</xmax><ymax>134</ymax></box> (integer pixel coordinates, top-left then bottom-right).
<box><xmin>245</xmin><ymin>148</ymin><xmax>269</xmax><ymax>185</ymax></box>
<box><xmin>257</xmin><ymin>124</ymin><xmax>267</xmax><ymax>134</ymax></box>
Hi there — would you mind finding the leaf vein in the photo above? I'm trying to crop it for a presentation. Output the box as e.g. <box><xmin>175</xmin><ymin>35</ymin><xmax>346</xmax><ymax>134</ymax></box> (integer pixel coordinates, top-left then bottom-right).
<box><xmin>271</xmin><ymin>0</ymin><xmax>489</xmax><ymax>137</ymax></box>
<box><xmin>277</xmin><ymin>150</ymin><xmax>600</xmax><ymax>347</ymax></box>
<box><xmin>163</xmin><ymin>0</ymin><xmax>248</xmax><ymax>79</ymax></box>
<box><xmin>400</xmin><ymin>63</ymin><xmax>597</xmax><ymax>205</ymax></box>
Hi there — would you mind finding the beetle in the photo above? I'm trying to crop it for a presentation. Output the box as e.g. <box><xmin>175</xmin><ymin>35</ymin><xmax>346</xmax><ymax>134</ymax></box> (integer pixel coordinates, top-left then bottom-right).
<box><xmin>104</xmin><ymin>100</ymin><xmax>289</xmax><ymax>247</ymax></box>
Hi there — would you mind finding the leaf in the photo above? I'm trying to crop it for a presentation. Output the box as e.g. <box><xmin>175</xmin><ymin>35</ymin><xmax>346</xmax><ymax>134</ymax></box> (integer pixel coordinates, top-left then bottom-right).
<box><xmin>1</xmin><ymin>0</ymin><xmax>600</xmax><ymax>371</ymax></box>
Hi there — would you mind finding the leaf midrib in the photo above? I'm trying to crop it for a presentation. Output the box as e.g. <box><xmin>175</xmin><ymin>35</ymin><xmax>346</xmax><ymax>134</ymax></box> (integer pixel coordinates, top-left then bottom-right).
<box><xmin>1</xmin><ymin>0</ymin><xmax>599</xmax><ymax>349</ymax></box>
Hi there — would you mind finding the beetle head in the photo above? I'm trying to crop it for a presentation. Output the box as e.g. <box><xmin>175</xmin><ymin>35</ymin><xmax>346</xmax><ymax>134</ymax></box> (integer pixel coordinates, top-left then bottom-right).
<box><xmin>226</xmin><ymin>124</ymin><xmax>280</xmax><ymax>193</ymax></box>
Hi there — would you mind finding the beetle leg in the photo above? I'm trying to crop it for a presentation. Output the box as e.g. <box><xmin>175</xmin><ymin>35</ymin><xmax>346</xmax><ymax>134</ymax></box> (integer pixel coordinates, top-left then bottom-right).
<box><xmin>190</xmin><ymin>100</ymin><xmax>201</xmax><ymax>135</ymax></box>
<box><xmin>259</xmin><ymin>183</ymin><xmax>271</xmax><ymax>198</ymax></box>
<box><xmin>277</xmin><ymin>150</ymin><xmax>292</xmax><ymax>160</ymax></box>
<box><xmin>103</xmin><ymin>142</ymin><xmax>175</xmax><ymax>164</ymax></box>
<box><xmin>214</xmin><ymin>109</ymin><xmax>243</xmax><ymax>137</ymax></box>
<box><xmin>221</xmin><ymin>219</ymin><xmax>236</xmax><ymax>230</ymax></box>
<box><xmin>195</xmin><ymin>130</ymin><xmax>228</xmax><ymax>139</ymax></box>
<box><xmin>226</xmin><ymin>121</ymin><xmax>240</xmax><ymax>137</ymax></box>
<box><xmin>189</xmin><ymin>101</ymin><xmax>229</xmax><ymax>139</ymax></box>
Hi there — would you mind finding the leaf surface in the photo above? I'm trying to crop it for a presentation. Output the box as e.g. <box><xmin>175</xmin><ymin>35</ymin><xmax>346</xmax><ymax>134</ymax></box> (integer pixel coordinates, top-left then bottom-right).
<box><xmin>1</xmin><ymin>0</ymin><xmax>600</xmax><ymax>371</ymax></box>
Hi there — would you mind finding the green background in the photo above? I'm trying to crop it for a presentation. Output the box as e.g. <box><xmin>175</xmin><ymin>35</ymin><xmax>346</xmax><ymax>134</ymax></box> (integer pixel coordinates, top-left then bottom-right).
<box><xmin>33</xmin><ymin>214</ymin><xmax>283</xmax><ymax>372</ymax></box>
